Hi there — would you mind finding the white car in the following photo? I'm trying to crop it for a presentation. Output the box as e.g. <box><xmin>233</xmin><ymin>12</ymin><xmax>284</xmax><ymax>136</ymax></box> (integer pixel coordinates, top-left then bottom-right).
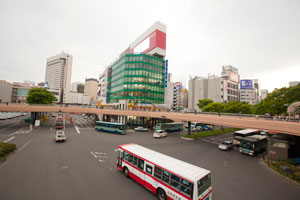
<box><xmin>55</xmin><ymin>131</ymin><xmax>66</xmax><ymax>142</ymax></box>
<box><xmin>134</xmin><ymin>127</ymin><xmax>148</xmax><ymax>132</ymax></box>
<box><xmin>153</xmin><ymin>130</ymin><xmax>167</xmax><ymax>138</ymax></box>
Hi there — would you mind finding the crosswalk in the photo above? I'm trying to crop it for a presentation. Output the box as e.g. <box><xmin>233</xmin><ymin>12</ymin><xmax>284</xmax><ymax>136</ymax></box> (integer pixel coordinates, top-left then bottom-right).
<box><xmin>201</xmin><ymin>132</ymin><xmax>234</xmax><ymax>145</ymax></box>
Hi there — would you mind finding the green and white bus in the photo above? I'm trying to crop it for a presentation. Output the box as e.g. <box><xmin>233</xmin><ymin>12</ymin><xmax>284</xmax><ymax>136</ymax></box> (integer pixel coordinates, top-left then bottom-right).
<box><xmin>239</xmin><ymin>135</ymin><xmax>268</xmax><ymax>156</ymax></box>
<box><xmin>154</xmin><ymin>122</ymin><xmax>183</xmax><ymax>132</ymax></box>
<box><xmin>95</xmin><ymin>121</ymin><xmax>127</xmax><ymax>135</ymax></box>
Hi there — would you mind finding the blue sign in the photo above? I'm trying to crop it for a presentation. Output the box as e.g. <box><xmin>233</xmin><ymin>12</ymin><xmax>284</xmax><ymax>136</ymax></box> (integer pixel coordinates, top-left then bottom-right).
<box><xmin>165</xmin><ymin>60</ymin><xmax>168</xmax><ymax>87</ymax></box>
<box><xmin>240</xmin><ymin>80</ymin><xmax>253</xmax><ymax>89</ymax></box>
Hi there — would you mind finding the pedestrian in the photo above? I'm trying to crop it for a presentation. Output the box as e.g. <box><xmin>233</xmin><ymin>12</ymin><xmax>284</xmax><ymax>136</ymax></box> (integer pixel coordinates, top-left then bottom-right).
<box><xmin>195</xmin><ymin>110</ymin><xmax>197</xmax><ymax>115</ymax></box>
<box><xmin>6</xmin><ymin>102</ymin><xmax>8</xmax><ymax>106</ymax></box>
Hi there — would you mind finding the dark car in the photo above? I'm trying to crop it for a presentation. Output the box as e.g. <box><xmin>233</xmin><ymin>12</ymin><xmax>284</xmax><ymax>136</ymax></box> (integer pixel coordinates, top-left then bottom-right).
<box><xmin>55</xmin><ymin>123</ymin><xmax>63</xmax><ymax>129</ymax></box>
<box><xmin>218</xmin><ymin>141</ymin><xmax>234</xmax><ymax>151</ymax></box>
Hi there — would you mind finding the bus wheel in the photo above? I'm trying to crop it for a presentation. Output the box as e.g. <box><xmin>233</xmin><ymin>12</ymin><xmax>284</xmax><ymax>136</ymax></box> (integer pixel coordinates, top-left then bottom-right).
<box><xmin>157</xmin><ymin>188</ymin><xmax>166</xmax><ymax>200</ymax></box>
<box><xmin>123</xmin><ymin>167</ymin><xmax>129</xmax><ymax>177</ymax></box>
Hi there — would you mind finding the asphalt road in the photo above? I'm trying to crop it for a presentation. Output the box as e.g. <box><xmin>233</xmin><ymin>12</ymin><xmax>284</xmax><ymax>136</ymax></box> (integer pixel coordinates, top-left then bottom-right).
<box><xmin>0</xmin><ymin>115</ymin><xmax>300</xmax><ymax>200</ymax></box>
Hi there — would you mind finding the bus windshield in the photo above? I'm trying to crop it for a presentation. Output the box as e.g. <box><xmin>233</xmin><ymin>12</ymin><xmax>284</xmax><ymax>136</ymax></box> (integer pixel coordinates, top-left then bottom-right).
<box><xmin>198</xmin><ymin>173</ymin><xmax>211</xmax><ymax>197</ymax></box>
<box><xmin>241</xmin><ymin>142</ymin><xmax>255</xmax><ymax>150</ymax></box>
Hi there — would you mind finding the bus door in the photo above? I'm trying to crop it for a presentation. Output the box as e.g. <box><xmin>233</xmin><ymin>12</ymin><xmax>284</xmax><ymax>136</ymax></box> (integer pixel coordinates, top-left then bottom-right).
<box><xmin>117</xmin><ymin>149</ymin><xmax>122</xmax><ymax>169</ymax></box>
<box><xmin>144</xmin><ymin>162</ymin><xmax>155</xmax><ymax>193</ymax></box>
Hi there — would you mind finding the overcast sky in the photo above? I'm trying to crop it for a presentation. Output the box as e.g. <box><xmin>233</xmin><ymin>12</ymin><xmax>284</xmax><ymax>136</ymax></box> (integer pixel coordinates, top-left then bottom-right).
<box><xmin>0</xmin><ymin>0</ymin><xmax>299</xmax><ymax>92</ymax></box>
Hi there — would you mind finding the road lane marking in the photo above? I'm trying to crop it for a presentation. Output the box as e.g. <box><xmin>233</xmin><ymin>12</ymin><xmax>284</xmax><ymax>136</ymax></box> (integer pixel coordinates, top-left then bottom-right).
<box><xmin>18</xmin><ymin>139</ymin><xmax>32</xmax><ymax>151</ymax></box>
<box><xmin>50</xmin><ymin>127</ymin><xmax>52</xmax><ymax>131</ymax></box>
<box><xmin>99</xmin><ymin>159</ymin><xmax>105</xmax><ymax>162</ymax></box>
<box><xmin>90</xmin><ymin>151</ymin><xmax>97</xmax><ymax>158</ymax></box>
<box><xmin>75</xmin><ymin>125</ymin><xmax>80</xmax><ymax>134</ymax></box>
<box><xmin>4</xmin><ymin>136</ymin><xmax>15</xmax><ymax>143</ymax></box>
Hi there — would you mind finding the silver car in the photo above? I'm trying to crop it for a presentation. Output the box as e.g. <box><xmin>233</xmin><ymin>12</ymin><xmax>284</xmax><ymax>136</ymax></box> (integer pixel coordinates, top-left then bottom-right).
<box><xmin>218</xmin><ymin>141</ymin><xmax>234</xmax><ymax>151</ymax></box>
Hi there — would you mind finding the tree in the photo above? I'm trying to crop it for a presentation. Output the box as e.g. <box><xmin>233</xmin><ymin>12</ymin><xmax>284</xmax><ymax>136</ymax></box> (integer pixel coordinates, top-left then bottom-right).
<box><xmin>202</xmin><ymin>102</ymin><xmax>225</xmax><ymax>113</ymax></box>
<box><xmin>254</xmin><ymin>84</ymin><xmax>300</xmax><ymax>115</ymax></box>
<box><xmin>26</xmin><ymin>88</ymin><xmax>57</xmax><ymax>104</ymax></box>
<box><xmin>197</xmin><ymin>99</ymin><xmax>213</xmax><ymax>109</ymax></box>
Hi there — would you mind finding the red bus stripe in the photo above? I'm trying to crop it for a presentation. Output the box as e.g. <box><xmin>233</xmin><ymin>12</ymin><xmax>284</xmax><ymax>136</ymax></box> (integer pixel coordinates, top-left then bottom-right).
<box><xmin>122</xmin><ymin>160</ymin><xmax>193</xmax><ymax>200</ymax></box>
<box><xmin>119</xmin><ymin>146</ymin><xmax>195</xmax><ymax>183</ymax></box>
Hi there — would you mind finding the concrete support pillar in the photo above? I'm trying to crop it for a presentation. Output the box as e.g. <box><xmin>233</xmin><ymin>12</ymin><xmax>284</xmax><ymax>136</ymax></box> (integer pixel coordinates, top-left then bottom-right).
<box><xmin>188</xmin><ymin>121</ymin><xmax>191</xmax><ymax>135</ymax></box>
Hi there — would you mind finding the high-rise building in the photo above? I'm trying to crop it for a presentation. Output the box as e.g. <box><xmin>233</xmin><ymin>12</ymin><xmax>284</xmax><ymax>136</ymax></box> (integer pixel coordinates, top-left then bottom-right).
<box><xmin>239</xmin><ymin>79</ymin><xmax>260</xmax><ymax>104</ymax></box>
<box><xmin>84</xmin><ymin>78</ymin><xmax>98</xmax><ymax>104</ymax></box>
<box><xmin>106</xmin><ymin>21</ymin><xmax>166</xmax><ymax>106</ymax></box>
<box><xmin>45</xmin><ymin>51</ymin><xmax>73</xmax><ymax>103</ymax></box>
<box><xmin>188</xmin><ymin>75</ymin><xmax>223</xmax><ymax>111</ymax></box>
<box><xmin>0</xmin><ymin>80</ymin><xmax>13</xmax><ymax>103</ymax></box>
<box><xmin>221</xmin><ymin>65</ymin><xmax>239</xmax><ymax>102</ymax></box>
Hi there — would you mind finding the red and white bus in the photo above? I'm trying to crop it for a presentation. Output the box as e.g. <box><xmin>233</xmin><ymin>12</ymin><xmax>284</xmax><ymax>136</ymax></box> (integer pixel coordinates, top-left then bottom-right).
<box><xmin>117</xmin><ymin>144</ymin><xmax>212</xmax><ymax>200</ymax></box>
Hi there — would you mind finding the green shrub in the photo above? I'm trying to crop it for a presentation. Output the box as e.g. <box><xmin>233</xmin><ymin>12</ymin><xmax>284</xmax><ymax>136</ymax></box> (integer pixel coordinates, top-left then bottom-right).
<box><xmin>182</xmin><ymin>128</ymin><xmax>241</xmax><ymax>138</ymax></box>
<box><xmin>0</xmin><ymin>142</ymin><xmax>17</xmax><ymax>161</ymax></box>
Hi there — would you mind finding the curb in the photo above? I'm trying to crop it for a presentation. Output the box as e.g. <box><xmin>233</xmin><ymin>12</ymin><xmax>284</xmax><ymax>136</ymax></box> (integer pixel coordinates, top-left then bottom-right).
<box><xmin>180</xmin><ymin>136</ymin><xmax>195</xmax><ymax>141</ymax></box>
<box><xmin>260</xmin><ymin>157</ymin><xmax>300</xmax><ymax>186</ymax></box>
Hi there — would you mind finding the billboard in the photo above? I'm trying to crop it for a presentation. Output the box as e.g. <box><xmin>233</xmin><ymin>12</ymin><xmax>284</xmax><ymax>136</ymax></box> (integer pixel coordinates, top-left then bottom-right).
<box><xmin>165</xmin><ymin>60</ymin><xmax>168</xmax><ymax>87</ymax></box>
<box><xmin>240</xmin><ymin>80</ymin><xmax>253</xmax><ymax>90</ymax></box>
<box><xmin>229</xmin><ymin>72</ymin><xmax>239</xmax><ymax>83</ymax></box>
<box><xmin>130</xmin><ymin>30</ymin><xmax>166</xmax><ymax>54</ymax></box>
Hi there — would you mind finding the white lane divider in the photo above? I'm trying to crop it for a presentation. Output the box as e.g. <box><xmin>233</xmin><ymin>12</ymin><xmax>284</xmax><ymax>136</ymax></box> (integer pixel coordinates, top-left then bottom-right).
<box><xmin>18</xmin><ymin>139</ymin><xmax>32</xmax><ymax>151</ymax></box>
<box><xmin>75</xmin><ymin>125</ymin><xmax>80</xmax><ymax>134</ymax></box>
<box><xmin>4</xmin><ymin>136</ymin><xmax>15</xmax><ymax>143</ymax></box>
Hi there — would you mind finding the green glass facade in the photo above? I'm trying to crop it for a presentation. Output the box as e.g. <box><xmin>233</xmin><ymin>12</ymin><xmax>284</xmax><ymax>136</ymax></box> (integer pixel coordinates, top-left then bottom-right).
<box><xmin>108</xmin><ymin>54</ymin><xmax>165</xmax><ymax>104</ymax></box>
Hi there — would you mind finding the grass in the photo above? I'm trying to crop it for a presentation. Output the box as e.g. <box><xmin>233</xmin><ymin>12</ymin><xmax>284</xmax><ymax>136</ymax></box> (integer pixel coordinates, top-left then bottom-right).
<box><xmin>181</xmin><ymin>128</ymin><xmax>241</xmax><ymax>139</ymax></box>
<box><xmin>0</xmin><ymin>142</ymin><xmax>17</xmax><ymax>161</ymax></box>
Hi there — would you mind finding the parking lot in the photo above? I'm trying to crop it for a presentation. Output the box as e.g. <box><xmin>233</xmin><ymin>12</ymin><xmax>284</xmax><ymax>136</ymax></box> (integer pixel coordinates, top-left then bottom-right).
<box><xmin>0</xmin><ymin>115</ymin><xmax>300</xmax><ymax>200</ymax></box>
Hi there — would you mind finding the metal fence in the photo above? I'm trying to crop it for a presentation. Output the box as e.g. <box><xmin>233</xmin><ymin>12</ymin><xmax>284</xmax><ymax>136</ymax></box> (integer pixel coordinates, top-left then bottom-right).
<box><xmin>263</xmin><ymin>154</ymin><xmax>300</xmax><ymax>183</ymax></box>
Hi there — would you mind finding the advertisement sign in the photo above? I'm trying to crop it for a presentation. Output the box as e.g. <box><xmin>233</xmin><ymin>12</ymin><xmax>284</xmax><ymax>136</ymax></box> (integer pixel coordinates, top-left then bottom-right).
<box><xmin>131</xmin><ymin>30</ymin><xmax>166</xmax><ymax>54</ymax></box>
<box><xmin>240</xmin><ymin>80</ymin><xmax>253</xmax><ymax>90</ymax></box>
<box><xmin>230</xmin><ymin>72</ymin><xmax>239</xmax><ymax>83</ymax></box>
<box><xmin>165</xmin><ymin>60</ymin><xmax>168</xmax><ymax>87</ymax></box>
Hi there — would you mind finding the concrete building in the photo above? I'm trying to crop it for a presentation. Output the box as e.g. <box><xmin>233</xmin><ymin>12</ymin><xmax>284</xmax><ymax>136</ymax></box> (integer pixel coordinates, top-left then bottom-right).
<box><xmin>84</xmin><ymin>78</ymin><xmax>98</xmax><ymax>104</ymax></box>
<box><xmin>0</xmin><ymin>80</ymin><xmax>13</xmax><ymax>103</ymax></box>
<box><xmin>260</xmin><ymin>89</ymin><xmax>268</xmax><ymax>100</ymax></box>
<box><xmin>11</xmin><ymin>84</ymin><xmax>32</xmax><ymax>103</ymax></box>
<box><xmin>98</xmin><ymin>68</ymin><xmax>110</xmax><ymax>104</ymax></box>
<box><xmin>289</xmin><ymin>81</ymin><xmax>300</xmax><ymax>87</ymax></box>
<box><xmin>164</xmin><ymin>74</ymin><xmax>176</xmax><ymax>110</ymax></box>
<box><xmin>239</xmin><ymin>79</ymin><xmax>260</xmax><ymax>104</ymax></box>
<box><xmin>68</xmin><ymin>91</ymin><xmax>90</xmax><ymax>105</ymax></box>
<box><xmin>188</xmin><ymin>75</ymin><xmax>223</xmax><ymax>112</ymax></box>
<box><xmin>221</xmin><ymin>65</ymin><xmax>239</xmax><ymax>102</ymax></box>
<box><xmin>45</xmin><ymin>51</ymin><xmax>73</xmax><ymax>103</ymax></box>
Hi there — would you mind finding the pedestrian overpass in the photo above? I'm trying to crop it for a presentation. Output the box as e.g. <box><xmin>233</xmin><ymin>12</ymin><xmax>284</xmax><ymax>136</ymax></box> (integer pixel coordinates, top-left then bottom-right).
<box><xmin>1</xmin><ymin>104</ymin><xmax>300</xmax><ymax>136</ymax></box>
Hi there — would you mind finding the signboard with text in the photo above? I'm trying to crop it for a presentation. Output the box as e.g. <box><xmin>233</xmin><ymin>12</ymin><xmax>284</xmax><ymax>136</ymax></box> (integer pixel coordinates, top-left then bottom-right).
<box><xmin>240</xmin><ymin>80</ymin><xmax>253</xmax><ymax>90</ymax></box>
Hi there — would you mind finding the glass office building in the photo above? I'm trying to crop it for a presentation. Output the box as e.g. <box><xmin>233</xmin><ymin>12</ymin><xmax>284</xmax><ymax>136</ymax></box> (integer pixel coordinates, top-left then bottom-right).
<box><xmin>108</xmin><ymin>54</ymin><xmax>165</xmax><ymax>105</ymax></box>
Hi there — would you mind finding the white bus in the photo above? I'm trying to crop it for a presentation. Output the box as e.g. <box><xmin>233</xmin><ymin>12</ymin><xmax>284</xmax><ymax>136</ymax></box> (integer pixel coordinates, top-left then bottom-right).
<box><xmin>233</xmin><ymin>129</ymin><xmax>261</xmax><ymax>145</ymax></box>
<box><xmin>117</xmin><ymin>144</ymin><xmax>212</xmax><ymax>200</ymax></box>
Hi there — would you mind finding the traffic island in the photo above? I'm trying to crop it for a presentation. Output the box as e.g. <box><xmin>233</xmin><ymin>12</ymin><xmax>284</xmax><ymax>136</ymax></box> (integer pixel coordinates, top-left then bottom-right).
<box><xmin>0</xmin><ymin>142</ymin><xmax>17</xmax><ymax>161</ymax></box>
<box><xmin>181</xmin><ymin>128</ymin><xmax>241</xmax><ymax>140</ymax></box>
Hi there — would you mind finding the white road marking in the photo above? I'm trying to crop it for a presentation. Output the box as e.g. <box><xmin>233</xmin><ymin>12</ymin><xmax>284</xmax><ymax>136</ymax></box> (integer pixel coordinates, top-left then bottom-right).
<box><xmin>202</xmin><ymin>139</ymin><xmax>219</xmax><ymax>145</ymax></box>
<box><xmin>94</xmin><ymin>152</ymin><xmax>106</xmax><ymax>155</ymax></box>
<box><xmin>90</xmin><ymin>151</ymin><xmax>97</xmax><ymax>158</ymax></box>
<box><xmin>4</xmin><ymin>136</ymin><xmax>15</xmax><ymax>143</ymax></box>
<box><xmin>50</xmin><ymin>127</ymin><xmax>52</xmax><ymax>131</ymax></box>
<box><xmin>98</xmin><ymin>159</ymin><xmax>105</xmax><ymax>162</ymax></box>
<box><xmin>18</xmin><ymin>139</ymin><xmax>32</xmax><ymax>151</ymax></box>
<box><xmin>224</xmin><ymin>161</ymin><xmax>227</xmax><ymax>167</ymax></box>
<box><xmin>75</xmin><ymin>125</ymin><xmax>80</xmax><ymax>134</ymax></box>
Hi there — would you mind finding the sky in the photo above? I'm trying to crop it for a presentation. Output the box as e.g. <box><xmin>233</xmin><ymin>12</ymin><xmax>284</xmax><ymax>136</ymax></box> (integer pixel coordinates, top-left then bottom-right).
<box><xmin>0</xmin><ymin>0</ymin><xmax>299</xmax><ymax>92</ymax></box>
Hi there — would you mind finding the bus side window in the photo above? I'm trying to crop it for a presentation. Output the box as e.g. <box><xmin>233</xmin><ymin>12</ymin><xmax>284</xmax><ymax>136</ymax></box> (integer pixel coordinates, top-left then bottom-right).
<box><xmin>154</xmin><ymin>166</ymin><xmax>162</xmax><ymax>180</ymax></box>
<box><xmin>138</xmin><ymin>159</ymin><xmax>144</xmax><ymax>170</ymax></box>
<box><xmin>170</xmin><ymin>174</ymin><xmax>181</xmax><ymax>190</ymax></box>
<box><xmin>133</xmin><ymin>156</ymin><xmax>138</xmax><ymax>166</ymax></box>
<box><xmin>180</xmin><ymin>179</ymin><xmax>193</xmax><ymax>198</ymax></box>
<box><xmin>123</xmin><ymin>151</ymin><xmax>128</xmax><ymax>161</ymax></box>
<box><xmin>162</xmin><ymin>170</ymin><xmax>170</xmax><ymax>185</ymax></box>
<box><xmin>128</xmin><ymin>153</ymin><xmax>133</xmax><ymax>163</ymax></box>
<box><xmin>146</xmin><ymin>165</ymin><xmax>153</xmax><ymax>175</ymax></box>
